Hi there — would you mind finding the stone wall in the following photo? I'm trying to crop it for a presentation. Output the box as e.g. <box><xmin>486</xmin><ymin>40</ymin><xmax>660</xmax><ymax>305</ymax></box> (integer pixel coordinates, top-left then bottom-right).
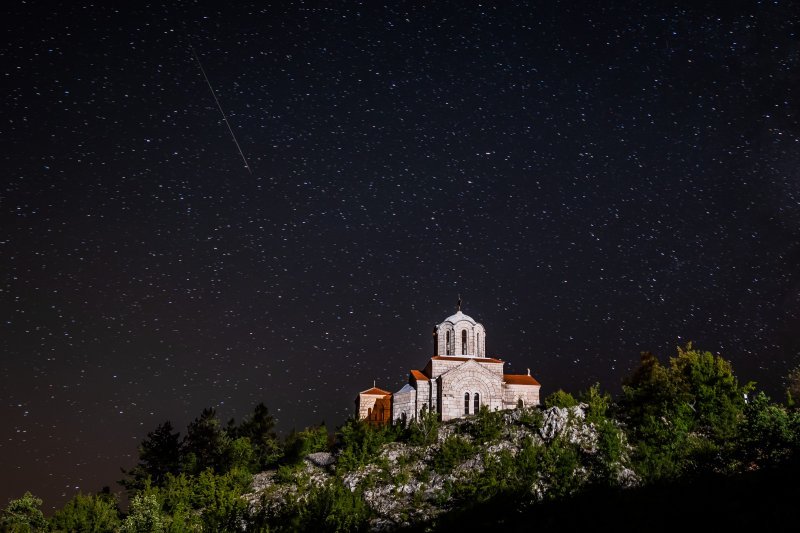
<box><xmin>438</xmin><ymin>361</ymin><xmax>505</xmax><ymax>421</ymax></box>
<box><xmin>358</xmin><ymin>393</ymin><xmax>390</xmax><ymax>420</ymax></box>
<box><xmin>415</xmin><ymin>380</ymin><xmax>431</xmax><ymax>417</ymax></box>
<box><xmin>502</xmin><ymin>384</ymin><xmax>540</xmax><ymax>409</ymax></box>
<box><xmin>429</xmin><ymin>358</ymin><xmax>503</xmax><ymax>380</ymax></box>
<box><xmin>392</xmin><ymin>388</ymin><xmax>415</xmax><ymax>423</ymax></box>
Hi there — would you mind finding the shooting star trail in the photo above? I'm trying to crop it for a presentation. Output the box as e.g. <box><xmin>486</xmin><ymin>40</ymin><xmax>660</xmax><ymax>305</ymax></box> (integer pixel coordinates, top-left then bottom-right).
<box><xmin>190</xmin><ymin>45</ymin><xmax>252</xmax><ymax>174</ymax></box>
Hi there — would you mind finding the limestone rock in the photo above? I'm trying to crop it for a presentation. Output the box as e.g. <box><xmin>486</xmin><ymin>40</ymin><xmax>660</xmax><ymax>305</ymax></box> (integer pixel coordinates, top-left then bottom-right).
<box><xmin>305</xmin><ymin>451</ymin><xmax>336</xmax><ymax>467</ymax></box>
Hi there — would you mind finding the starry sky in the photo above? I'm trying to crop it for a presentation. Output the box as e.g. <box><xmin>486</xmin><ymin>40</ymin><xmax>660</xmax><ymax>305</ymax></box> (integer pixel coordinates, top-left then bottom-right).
<box><xmin>2</xmin><ymin>0</ymin><xmax>800</xmax><ymax>510</ymax></box>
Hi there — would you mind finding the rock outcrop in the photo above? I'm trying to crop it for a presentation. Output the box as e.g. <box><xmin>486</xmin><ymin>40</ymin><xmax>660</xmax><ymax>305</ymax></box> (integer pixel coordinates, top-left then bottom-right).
<box><xmin>244</xmin><ymin>405</ymin><xmax>639</xmax><ymax>531</ymax></box>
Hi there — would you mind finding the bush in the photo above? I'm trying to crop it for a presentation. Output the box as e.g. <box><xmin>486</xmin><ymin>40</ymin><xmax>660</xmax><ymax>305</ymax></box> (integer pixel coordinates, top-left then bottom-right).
<box><xmin>433</xmin><ymin>435</ymin><xmax>476</xmax><ymax>473</ymax></box>
<box><xmin>0</xmin><ymin>492</ymin><xmax>47</xmax><ymax>533</ymax></box>
<box><xmin>470</xmin><ymin>406</ymin><xmax>504</xmax><ymax>443</ymax></box>
<box><xmin>517</xmin><ymin>406</ymin><xmax>544</xmax><ymax>429</ymax></box>
<box><xmin>405</xmin><ymin>408</ymin><xmax>440</xmax><ymax>446</ymax></box>
<box><xmin>283</xmin><ymin>424</ymin><xmax>330</xmax><ymax>465</ymax></box>
<box><xmin>544</xmin><ymin>390</ymin><xmax>578</xmax><ymax>409</ymax></box>
<box><xmin>50</xmin><ymin>491</ymin><xmax>121</xmax><ymax>533</ymax></box>
<box><xmin>336</xmin><ymin>418</ymin><xmax>395</xmax><ymax>472</ymax></box>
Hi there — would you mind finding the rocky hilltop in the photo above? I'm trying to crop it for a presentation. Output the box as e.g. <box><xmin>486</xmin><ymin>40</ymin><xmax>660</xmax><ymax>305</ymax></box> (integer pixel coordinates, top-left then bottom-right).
<box><xmin>246</xmin><ymin>404</ymin><xmax>637</xmax><ymax>531</ymax></box>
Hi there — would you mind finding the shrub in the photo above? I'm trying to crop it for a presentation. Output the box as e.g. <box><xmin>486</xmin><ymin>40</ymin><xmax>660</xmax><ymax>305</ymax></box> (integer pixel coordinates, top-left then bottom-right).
<box><xmin>433</xmin><ymin>435</ymin><xmax>476</xmax><ymax>473</ymax></box>
<box><xmin>544</xmin><ymin>390</ymin><xmax>578</xmax><ymax>409</ymax></box>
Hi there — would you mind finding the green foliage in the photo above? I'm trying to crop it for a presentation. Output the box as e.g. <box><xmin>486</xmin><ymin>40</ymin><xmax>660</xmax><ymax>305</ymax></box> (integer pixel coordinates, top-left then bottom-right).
<box><xmin>158</xmin><ymin>468</ymin><xmax>251</xmax><ymax>532</ymax></box>
<box><xmin>580</xmin><ymin>384</ymin><xmax>612</xmax><ymax>425</ymax></box>
<box><xmin>786</xmin><ymin>365</ymin><xmax>800</xmax><ymax>407</ymax></box>
<box><xmin>537</xmin><ymin>437</ymin><xmax>582</xmax><ymax>500</ymax></box>
<box><xmin>405</xmin><ymin>407</ymin><xmax>440</xmax><ymax>446</ymax></box>
<box><xmin>544</xmin><ymin>389</ymin><xmax>578</xmax><ymax>409</ymax></box>
<box><xmin>224</xmin><ymin>437</ymin><xmax>256</xmax><ymax>472</ymax></box>
<box><xmin>450</xmin><ymin>449</ymin><xmax>518</xmax><ymax>505</ymax></box>
<box><xmin>469</xmin><ymin>406</ymin><xmax>504</xmax><ymax>443</ymax></box>
<box><xmin>182</xmin><ymin>408</ymin><xmax>230</xmax><ymax>475</ymax></box>
<box><xmin>50</xmin><ymin>491</ymin><xmax>121</xmax><ymax>533</ymax></box>
<box><xmin>299</xmin><ymin>483</ymin><xmax>370</xmax><ymax>532</ymax></box>
<box><xmin>121</xmin><ymin>421</ymin><xmax>183</xmax><ymax>490</ymax></box>
<box><xmin>18</xmin><ymin>352</ymin><xmax>800</xmax><ymax>532</ymax></box>
<box><xmin>576</xmin><ymin>383</ymin><xmax>625</xmax><ymax>485</ymax></box>
<box><xmin>670</xmin><ymin>343</ymin><xmax>750</xmax><ymax>442</ymax></box>
<box><xmin>231</xmin><ymin>402</ymin><xmax>282</xmax><ymax>469</ymax></box>
<box><xmin>620</xmin><ymin>344</ymin><xmax>752</xmax><ymax>481</ymax></box>
<box><xmin>335</xmin><ymin>418</ymin><xmax>395</xmax><ymax>472</ymax></box>
<box><xmin>0</xmin><ymin>492</ymin><xmax>47</xmax><ymax>533</ymax></box>
<box><xmin>737</xmin><ymin>391</ymin><xmax>799</xmax><ymax>465</ymax></box>
<box><xmin>433</xmin><ymin>435</ymin><xmax>476</xmax><ymax>473</ymax></box>
<box><xmin>119</xmin><ymin>494</ymin><xmax>166</xmax><ymax>533</ymax></box>
<box><xmin>251</xmin><ymin>480</ymin><xmax>370</xmax><ymax>533</ymax></box>
<box><xmin>517</xmin><ymin>406</ymin><xmax>544</xmax><ymax>429</ymax></box>
<box><xmin>283</xmin><ymin>424</ymin><xmax>329</xmax><ymax>465</ymax></box>
<box><xmin>590</xmin><ymin>418</ymin><xmax>625</xmax><ymax>485</ymax></box>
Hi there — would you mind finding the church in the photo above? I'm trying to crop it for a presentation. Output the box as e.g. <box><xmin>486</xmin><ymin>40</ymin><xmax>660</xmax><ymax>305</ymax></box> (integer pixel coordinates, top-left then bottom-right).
<box><xmin>356</xmin><ymin>303</ymin><xmax>541</xmax><ymax>424</ymax></box>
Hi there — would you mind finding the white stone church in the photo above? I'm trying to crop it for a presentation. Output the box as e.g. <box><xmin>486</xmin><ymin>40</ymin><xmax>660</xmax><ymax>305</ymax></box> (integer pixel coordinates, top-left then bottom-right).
<box><xmin>356</xmin><ymin>304</ymin><xmax>541</xmax><ymax>424</ymax></box>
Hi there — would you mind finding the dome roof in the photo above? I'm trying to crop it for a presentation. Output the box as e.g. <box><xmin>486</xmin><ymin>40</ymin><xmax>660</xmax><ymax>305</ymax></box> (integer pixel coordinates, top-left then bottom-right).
<box><xmin>442</xmin><ymin>310</ymin><xmax>477</xmax><ymax>325</ymax></box>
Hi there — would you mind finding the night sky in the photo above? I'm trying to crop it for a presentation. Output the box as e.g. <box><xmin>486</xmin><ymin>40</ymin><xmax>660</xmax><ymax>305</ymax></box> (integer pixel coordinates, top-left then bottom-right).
<box><xmin>3</xmin><ymin>1</ymin><xmax>800</xmax><ymax>510</ymax></box>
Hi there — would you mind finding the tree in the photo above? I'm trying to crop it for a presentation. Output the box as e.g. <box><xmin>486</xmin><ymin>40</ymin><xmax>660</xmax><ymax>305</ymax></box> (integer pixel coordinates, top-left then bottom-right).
<box><xmin>283</xmin><ymin>424</ymin><xmax>329</xmax><ymax>465</ymax></box>
<box><xmin>737</xmin><ymin>391</ymin><xmax>797</xmax><ymax>465</ymax></box>
<box><xmin>119</xmin><ymin>494</ymin><xmax>166</xmax><ymax>533</ymax></box>
<box><xmin>50</xmin><ymin>491</ymin><xmax>121</xmax><ymax>533</ymax></box>
<box><xmin>470</xmin><ymin>405</ymin><xmax>504</xmax><ymax>443</ymax></box>
<box><xmin>0</xmin><ymin>492</ymin><xmax>47</xmax><ymax>533</ymax></box>
<box><xmin>233</xmin><ymin>403</ymin><xmax>282</xmax><ymax>469</ymax></box>
<box><xmin>182</xmin><ymin>408</ymin><xmax>229</xmax><ymax>474</ymax></box>
<box><xmin>406</xmin><ymin>407</ymin><xmax>440</xmax><ymax>446</ymax></box>
<box><xmin>122</xmin><ymin>421</ymin><xmax>182</xmax><ymax>490</ymax></box>
<box><xmin>786</xmin><ymin>365</ymin><xmax>800</xmax><ymax>407</ymax></box>
<box><xmin>669</xmin><ymin>343</ymin><xmax>750</xmax><ymax>442</ymax></box>
<box><xmin>335</xmin><ymin>418</ymin><xmax>395</xmax><ymax>472</ymax></box>
<box><xmin>579</xmin><ymin>383</ymin><xmax>612</xmax><ymax>425</ymax></box>
<box><xmin>544</xmin><ymin>389</ymin><xmax>578</xmax><ymax>409</ymax></box>
<box><xmin>620</xmin><ymin>344</ymin><xmax>751</xmax><ymax>481</ymax></box>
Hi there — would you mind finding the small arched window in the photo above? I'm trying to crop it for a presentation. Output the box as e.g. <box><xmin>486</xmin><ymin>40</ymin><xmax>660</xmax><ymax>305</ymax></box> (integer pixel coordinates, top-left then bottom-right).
<box><xmin>474</xmin><ymin>392</ymin><xmax>480</xmax><ymax>413</ymax></box>
<box><xmin>446</xmin><ymin>331</ymin><xmax>451</xmax><ymax>355</ymax></box>
<box><xmin>464</xmin><ymin>392</ymin><xmax>470</xmax><ymax>415</ymax></box>
<box><xmin>476</xmin><ymin>332</ymin><xmax>481</xmax><ymax>356</ymax></box>
<box><xmin>461</xmin><ymin>330</ymin><xmax>467</xmax><ymax>355</ymax></box>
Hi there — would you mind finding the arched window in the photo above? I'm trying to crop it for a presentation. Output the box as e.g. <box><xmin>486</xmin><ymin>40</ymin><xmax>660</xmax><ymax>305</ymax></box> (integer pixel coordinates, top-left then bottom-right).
<box><xmin>461</xmin><ymin>330</ymin><xmax>467</xmax><ymax>355</ymax></box>
<box><xmin>476</xmin><ymin>332</ymin><xmax>481</xmax><ymax>356</ymax></box>
<box><xmin>474</xmin><ymin>392</ymin><xmax>480</xmax><ymax>413</ymax></box>
<box><xmin>446</xmin><ymin>331</ymin><xmax>451</xmax><ymax>355</ymax></box>
<box><xmin>464</xmin><ymin>392</ymin><xmax>470</xmax><ymax>415</ymax></box>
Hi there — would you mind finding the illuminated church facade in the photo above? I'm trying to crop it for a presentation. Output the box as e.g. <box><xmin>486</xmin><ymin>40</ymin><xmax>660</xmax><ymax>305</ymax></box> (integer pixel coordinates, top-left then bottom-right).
<box><xmin>356</xmin><ymin>305</ymin><xmax>541</xmax><ymax>424</ymax></box>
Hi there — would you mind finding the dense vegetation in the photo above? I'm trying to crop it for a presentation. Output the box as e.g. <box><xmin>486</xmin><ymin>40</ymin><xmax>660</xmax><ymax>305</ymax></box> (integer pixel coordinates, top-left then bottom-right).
<box><xmin>3</xmin><ymin>344</ymin><xmax>800</xmax><ymax>532</ymax></box>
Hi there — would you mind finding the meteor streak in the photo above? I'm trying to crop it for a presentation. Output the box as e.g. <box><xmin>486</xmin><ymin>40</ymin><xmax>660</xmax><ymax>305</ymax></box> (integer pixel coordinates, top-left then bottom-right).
<box><xmin>190</xmin><ymin>45</ymin><xmax>252</xmax><ymax>174</ymax></box>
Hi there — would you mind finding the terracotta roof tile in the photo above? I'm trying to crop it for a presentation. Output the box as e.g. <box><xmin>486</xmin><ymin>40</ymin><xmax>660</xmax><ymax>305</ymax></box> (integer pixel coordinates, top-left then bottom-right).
<box><xmin>431</xmin><ymin>356</ymin><xmax>504</xmax><ymax>363</ymax></box>
<box><xmin>360</xmin><ymin>387</ymin><xmax>392</xmax><ymax>396</ymax></box>
<box><xmin>504</xmin><ymin>374</ymin><xmax>541</xmax><ymax>386</ymax></box>
<box><xmin>410</xmin><ymin>369</ymin><xmax>429</xmax><ymax>381</ymax></box>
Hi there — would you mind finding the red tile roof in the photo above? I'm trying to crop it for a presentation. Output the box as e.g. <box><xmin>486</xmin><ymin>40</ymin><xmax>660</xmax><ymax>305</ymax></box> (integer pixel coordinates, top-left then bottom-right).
<box><xmin>504</xmin><ymin>374</ymin><xmax>541</xmax><ymax>386</ymax></box>
<box><xmin>410</xmin><ymin>369</ymin><xmax>429</xmax><ymax>381</ymax></box>
<box><xmin>431</xmin><ymin>356</ymin><xmax>504</xmax><ymax>363</ymax></box>
<box><xmin>360</xmin><ymin>387</ymin><xmax>392</xmax><ymax>396</ymax></box>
